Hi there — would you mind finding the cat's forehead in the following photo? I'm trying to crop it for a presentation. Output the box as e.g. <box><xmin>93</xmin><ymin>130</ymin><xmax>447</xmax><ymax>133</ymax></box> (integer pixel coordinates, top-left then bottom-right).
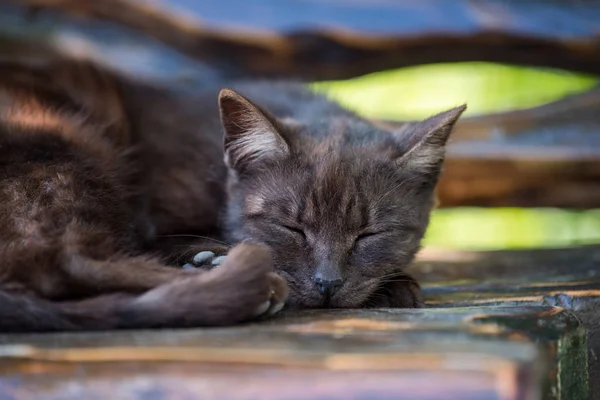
<box><xmin>277</xmin><ymin>155</ymin><xmax>403</xmax><ymax>207</ymax></box>
<box><xmin>312</xmin><ymin>154</ymin><xmax>406</xmax><ymax>196</ymax></box>
<box><xmin>245</xmin><ymin>155</ymin><xmax>420</xmax><ymax>229</ymax></box>
<box><xmin>301</xmin><ymin>159</ymin><xmax>416</xmax><ymax>226</ymax></box>
<box><xmin>299</xmin><ymin>116</ymin><xmax>395</xmax><ymax>150</ymax></box>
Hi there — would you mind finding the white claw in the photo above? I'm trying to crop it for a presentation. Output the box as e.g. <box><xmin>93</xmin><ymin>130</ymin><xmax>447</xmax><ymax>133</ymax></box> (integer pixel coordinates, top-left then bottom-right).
<box><xmin>268</xmin><ymin>302</ymin><xmax>285</xmax><ymax>316</ymax></box>
<box><xmin>193</xmin><ymin>251</ymin><xmax>215</xmax><ymax>264</ymax></box>
<box><xmin>211</xmin><ymin>255</ymin><xmax>227</xmax><ymax>265</ymax></box>
<box><xmin>253</xmin><ymin>301</ymin><xmax>271</xmax><ymax>316</ymax></box>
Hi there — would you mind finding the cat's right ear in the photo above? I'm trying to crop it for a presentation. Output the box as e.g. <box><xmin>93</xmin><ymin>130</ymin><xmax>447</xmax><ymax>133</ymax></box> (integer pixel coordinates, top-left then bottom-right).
<box><xmin>219</xmin><ymin>89</ymin><xmax>290</xmax><ymax>172</ymax></box>
<box><xmin>393</xmin><ymin>105</ymin><xmax>466</xmax><ymax>177</ymax></box>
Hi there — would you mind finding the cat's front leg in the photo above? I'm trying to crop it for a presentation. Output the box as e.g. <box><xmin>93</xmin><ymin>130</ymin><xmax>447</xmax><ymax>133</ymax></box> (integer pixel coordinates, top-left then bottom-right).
<box><xmin>133</xmin><ymin>243</ymin><xmax>289</xmax><ymax>326</ymax></box>
<box><xmin>366</xmin><ymin>272</ymin><xmax>424</xmax><ymax>308</ymax></box>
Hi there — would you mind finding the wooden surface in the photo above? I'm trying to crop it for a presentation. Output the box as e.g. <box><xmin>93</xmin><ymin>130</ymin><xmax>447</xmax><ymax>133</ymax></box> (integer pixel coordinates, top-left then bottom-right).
<box><xmin>0</xmin><ymin>306</ymin><xmax>585</xmax><ymax>400</ymax></box>
<box><xmin>412</xmin><ymin>245</ymin><xmax>600</xmax><ymax>400</ymax></box>
<box><xmin>1</xmin><ymin>0</ymin><xmax>600</xmax><ymax>81</ymax></box>
<box><xmin>0</xmin><ymin>246</ymin><xmax>592</xmax><ymax>399</ymax></box>
<box><xmin>0</xmin><ymin>250</ymin><xmax>594</xmax><ymax>400</ymax></box>
<box><xmin>0</xmin><ymin>246</ymin><xmax>595</xmax><ymax>399</ymax></box>
<box><xmin>438</xmin><ymin>148</ymin><xmax>600</xmax><ymax>208</ymax></box>
<box><xmin>3</xmin><ymin>245</ymin><xmax>600</xmax><ymax>400</ymax></box>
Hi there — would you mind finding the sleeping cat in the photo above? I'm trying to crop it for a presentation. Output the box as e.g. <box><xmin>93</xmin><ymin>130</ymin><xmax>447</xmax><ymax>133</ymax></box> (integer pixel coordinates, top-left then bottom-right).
<box><xmin>0</xmin><ymin>60</ymin><xmax>465</xmax><ymax>331</ymax></box>
<box><xmin>180</xmin><ymin>83</ymin><xmax>466</xmax><ymax>309</ymax></box>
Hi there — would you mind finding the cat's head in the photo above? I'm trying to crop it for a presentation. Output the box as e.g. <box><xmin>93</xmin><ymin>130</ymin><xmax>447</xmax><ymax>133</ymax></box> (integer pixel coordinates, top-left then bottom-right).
<box><xmin>219</xmin><ymin>88</ymin><xmax>465</xmax><ymax>308</ymax></box>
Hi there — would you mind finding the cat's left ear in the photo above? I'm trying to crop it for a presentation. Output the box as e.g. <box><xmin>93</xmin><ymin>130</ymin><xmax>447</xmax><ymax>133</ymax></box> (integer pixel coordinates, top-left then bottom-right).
<box><xmin>219</xmin><ymin>89</ymin><xmax>289</xmax><ymax>172</ymax></box>
<box><xmin>393</xmin><ymin>105</ymin><xmax>466</xmax><ymax>176</ymax></box>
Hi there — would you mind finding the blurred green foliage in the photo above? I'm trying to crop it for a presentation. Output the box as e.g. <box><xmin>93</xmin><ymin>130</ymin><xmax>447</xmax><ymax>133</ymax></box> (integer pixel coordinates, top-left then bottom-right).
<box><xmin>312</xmin><ymin>62</ymin><xmax>600</xmax><ymax>250</ymax></box>
<box><xmin>425</xmin><ymin>208</ymin><xmax>600</xmax><ymax>250</ymax></box>
<box><xmin>312</xmin><ymin>62</ymin><xmax>598</xmax><ymax>120</ymax></box>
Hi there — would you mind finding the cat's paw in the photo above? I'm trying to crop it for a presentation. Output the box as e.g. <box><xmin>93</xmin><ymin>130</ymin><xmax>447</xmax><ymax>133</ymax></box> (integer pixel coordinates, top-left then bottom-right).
<box><xmin>136</xmin><ymin>243</ymin><xmax>288</xmax><ymax>326</ymax></box>
<box><xmin>366</xmin><ymin>273</ymin><xmax>424</xmax><ymax>308</ymax></box>
<box><xmin>251</xmin><ymin>271</ymin><xmax>288</xmax><ymax>317</ymax></box>
<box><xmin>203</xmin><ymin>243</ymin><xmax>288</xmax><ymax>320</ymax></box>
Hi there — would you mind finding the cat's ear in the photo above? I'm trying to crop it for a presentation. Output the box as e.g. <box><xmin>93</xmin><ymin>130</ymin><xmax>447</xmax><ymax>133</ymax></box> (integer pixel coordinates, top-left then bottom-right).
<box><xmin>393</xmin><ymin>105</ymin><xmax>466</xmax><ymax>176</ymax></box>
<box><xmin>219</xmin><ymin>89</ymin><xmax>289</xmax><ymax>172</ymax></box>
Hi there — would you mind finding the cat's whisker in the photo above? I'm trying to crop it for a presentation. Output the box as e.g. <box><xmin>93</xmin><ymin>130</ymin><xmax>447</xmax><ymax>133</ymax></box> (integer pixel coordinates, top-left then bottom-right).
<box><xmin>379</xmin><ymin>272</ymin><xmax>414</xmax><ymax>280</ymax></box>
<box><xmin>381</xmin><ymin>270</ymin><xmax>411</xmax><ymax>277</ymax></box>
<box><xmin>169</xmin><ymin>247</ymin><xmax>212</xmax><ymax>265</ymax></box>
<box><xmin>363</xmin><ymin>293</ymin><xmax>389</xmax><ymax>307</ymax></box>
<box><xmin>379</xmin><ymin>279</ymin><xmax>417</xmax><ymax>284</ymax></box>
<box><xmin>353</xmin><ymin>278</ymin><xmax>382</xmax><ymax>293</ymax></box>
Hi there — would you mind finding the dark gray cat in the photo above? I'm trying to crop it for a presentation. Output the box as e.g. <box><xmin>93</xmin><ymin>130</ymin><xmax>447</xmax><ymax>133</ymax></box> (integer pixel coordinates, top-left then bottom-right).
<box><xmin>0</xmin><ymin>60</ymin><xmax>464</xmax><ymax>332</ymax></box>
<box><xmin>181</xmin><ymin>81</ymin><xmax>466</xmax><ymax>309</ymax></box>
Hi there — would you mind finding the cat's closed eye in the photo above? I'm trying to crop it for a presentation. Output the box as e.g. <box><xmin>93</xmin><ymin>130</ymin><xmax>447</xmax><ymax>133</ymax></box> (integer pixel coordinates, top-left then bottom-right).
<box><xmin>354</xmin><ymin>231</ymin><xmax>382</xmax><ymax>244</ymax></box>
<box><xmin>278</xmin><ymin>224</ymin><xmax>307</xmax><ymax>241</ymax></box>
<box><xmin>356</xmin><ymin>228</ymin><xmax>417</xmax><ymax>250</ymax></box>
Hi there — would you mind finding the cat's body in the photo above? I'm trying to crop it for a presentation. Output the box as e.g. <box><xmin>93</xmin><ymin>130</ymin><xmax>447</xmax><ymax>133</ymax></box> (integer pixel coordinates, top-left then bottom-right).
<box><xmin>0</xmin><ymin>61</ymin><xmax>465</xmax><ymax>332</ymax></box>
<box><xmin>0</xmin><ymin>62</ymin><xmax>287</xmax><ymax>332</ymax></box>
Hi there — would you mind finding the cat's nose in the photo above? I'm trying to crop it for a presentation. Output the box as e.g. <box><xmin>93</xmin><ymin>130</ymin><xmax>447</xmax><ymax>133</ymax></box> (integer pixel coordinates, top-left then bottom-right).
<box><xmin>314</xmin><ymin>277</ymin><xmax>344</xmax><ymax>297</ymax></box>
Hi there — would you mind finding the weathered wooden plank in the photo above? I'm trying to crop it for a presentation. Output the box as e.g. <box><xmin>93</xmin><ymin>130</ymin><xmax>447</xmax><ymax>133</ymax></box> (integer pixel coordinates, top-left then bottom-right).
<box><xmin>438</xmin><ymin>150</ymin><xmax>600</xmax><ymax>208</ymax></box>
<box><xmin>0</xmin><ymin>368</ymin><xmax>520</xmax><ymax>400</ymax></box>
<box><xmin>0</xmin><ymin>246</ymin><xmax>592</xmax><ymax>399</ymax></box>
<box><xmin>410</xmin><ymin>245</ymin><xmax>600</xmax><ymax>400</ymax></box>
<box><xmin>0</xmin><ymin>2</ymin><xmax>220</xmax><ymax>87</ymax></box>
<box><xmin>1</xmin><ymin>0</ymin><xmax>600</xmax><ymax>81</ymax></box>
<box><xmin>0</xmin><ymin>306</ymin><xmax>585</xmax><ymax>400</ymax></box>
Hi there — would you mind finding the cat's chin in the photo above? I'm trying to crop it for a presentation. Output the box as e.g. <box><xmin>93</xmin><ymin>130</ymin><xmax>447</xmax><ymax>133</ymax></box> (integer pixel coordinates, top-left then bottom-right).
<box><xmin>285</xmin><ymin>277</ymin><xmax>422</xmax><ymax>309</ymax></box>
<box><xmin>286</xmin><ymin>298</ymin><xmax>369</xmax><ymax>309</ymax></box>
<box><xmin>286</xmin><ymin>281</ymin><xmax>379</xmax><ymax>309</ymax></box>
